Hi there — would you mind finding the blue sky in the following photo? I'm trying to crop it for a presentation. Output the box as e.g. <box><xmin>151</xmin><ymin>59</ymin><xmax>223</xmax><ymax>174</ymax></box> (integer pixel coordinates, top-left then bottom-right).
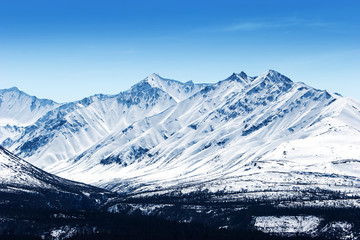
<box><xmin>0</xmin><ymin>0</ymin><xmax>359</xmax><ymax>102</ymax></box>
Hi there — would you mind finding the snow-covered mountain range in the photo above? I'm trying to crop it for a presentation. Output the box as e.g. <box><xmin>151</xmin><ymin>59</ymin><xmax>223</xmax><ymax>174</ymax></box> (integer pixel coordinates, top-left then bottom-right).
<box><xmin>1</xmin><ymin>70</ymin><xmax>360</xmax><ymax>200</ymax></box>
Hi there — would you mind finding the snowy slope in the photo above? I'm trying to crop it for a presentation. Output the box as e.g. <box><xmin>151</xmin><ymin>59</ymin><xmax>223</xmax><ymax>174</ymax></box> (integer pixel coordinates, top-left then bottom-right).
<box><xmin>2</xmin><ymin>75</ymin><xmax>206</xmax><ymax>168</ymax></box>
<box><xmin>0</xmin><ymin>87</ymin><xmax>59</xmax><ymax>127</ymax></box>
<box><xmin>0</xmin><ymin>87</ymin><xmax>59</xmax><ymax>143</ymax></box>
<box><xmin>42</xmin><ymin>70</ymin><xmax>360</xmax><ymax>198</ymax></box>
<box><xmin>2</xmin><ymin>70</ymin><xmax>360</xmax><ymax>199</ymax></box>
<box><xmin>0</xmin><ymin>146</ymin><xmax>110</xmax><ymax>210</ymax></box>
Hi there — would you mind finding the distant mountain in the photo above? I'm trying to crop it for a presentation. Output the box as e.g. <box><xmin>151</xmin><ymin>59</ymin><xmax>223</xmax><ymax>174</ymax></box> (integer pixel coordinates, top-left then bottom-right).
<box><xmin>0</xmin><ymin>87</ymin><xmax>59</xmax><ymax>127</ymax></box>
<box><xmin>2</xmin><ymin>75</ymin><xmax>182</xmax><ymax>167</ymax></box>
<box><xmin>1</xmin><ymin>70</ymin><xmax>360</xmax><ymax>202</ymax></box>
<box><xmin>0</xmin><ymin>87</ymin><xmax>60</xmax><ymax>145</ymax></box>
<box><xmin>133</xmin><ymin>73</ymin><xmax>208</xmax><ymax>102</ymax></box>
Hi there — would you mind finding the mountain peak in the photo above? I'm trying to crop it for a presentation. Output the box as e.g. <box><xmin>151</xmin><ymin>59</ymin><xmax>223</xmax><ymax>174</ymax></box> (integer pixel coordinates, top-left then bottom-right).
<box><xmin>0</xmin><ymin>87</ymin><xmax>58</xmax><ymax>105</ymax></box>
<box><xmin>263</xmin><ymin>69</ymin><xmax>288</xmax><ymax>79</ymax></box>
<box><xmin>129</xmin><ymin>73</ymin><xmax>171</xmax><ymax>95</ymax></box>
<box><xmin>130</xmin><ymin>74</ymin><xmax>208</xmax><ymax>102</ymax></box>
<box><xmin>258</xmin><ymin>70</ymin><xmax>293</xmax><ymax>85</ymax></box>
<box><xmin>228</xmin><ymin>72</ymin><xmax>239</xmax><ymax>79</ymax></box>
<box><xmin>266</xmin><ymin>69</ymin><xmax>279</xmax><ymax>75</ymax></box>
<box><xmin>149</xmin><ymin>73</ymin><xmax>160</xmax><ymax>78</ymax></box>
<box><xmin>239</xmin><ymin>71</ymin><xmax>248</xmax><ymax>79</ymax></box>
<box><xmin>224</xmin><ymin>71</ymin><xmax>254</xmax><ymax>86</ymax></box>
<box><xmin>0</xmin><ymin>87</ymin><xmax>59</xmax><ymax>127</ymax></box>
<box><xmin>0</xmin><ymin>86</ymin><xmax>22</xmax><ymax>94</ymax></box>
<box><xmin>8</xmin><ymin>86</ymin><xmax>20</xmax><ymax>92</ymax></box>
<box><xmin>144</xmin><ymin>73</ymin><xmax>170</xmax><ymax>88</ymax></box>
<box><xmin>185</xmin><ymin>80</ymin><xmax>194</xmax><ymax>85</ymax></box>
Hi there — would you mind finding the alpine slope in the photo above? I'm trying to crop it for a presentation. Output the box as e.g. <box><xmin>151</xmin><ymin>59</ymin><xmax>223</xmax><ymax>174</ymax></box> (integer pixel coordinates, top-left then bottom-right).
<box><xmin>1</xmin><ymin>70</ymin><xmax>360</xmax><ymax>200</ymax></box>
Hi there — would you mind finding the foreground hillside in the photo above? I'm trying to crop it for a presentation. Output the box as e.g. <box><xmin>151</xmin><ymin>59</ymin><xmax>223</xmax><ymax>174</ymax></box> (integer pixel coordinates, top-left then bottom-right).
<box><xmin>1</xmin><ymin>146</ymin><xmax>335</xmax><ymax>240</ymax></box>
<box><xmin>0</xmin><ymin>145</ymin><xmax>111</xmax><ymax>210</ymax></box>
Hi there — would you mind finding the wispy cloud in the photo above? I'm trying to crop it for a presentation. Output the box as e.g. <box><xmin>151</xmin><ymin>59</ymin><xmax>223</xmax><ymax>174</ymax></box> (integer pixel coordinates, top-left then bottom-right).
<box><xmin>223</xmin><ymin>22</ymin><xmax>270</xmax><ymax>31</ymax></box>
<box><xmin>220</xmin><ymin>18</ymin><xmax>331</xmax><ymax>32</ymax></box>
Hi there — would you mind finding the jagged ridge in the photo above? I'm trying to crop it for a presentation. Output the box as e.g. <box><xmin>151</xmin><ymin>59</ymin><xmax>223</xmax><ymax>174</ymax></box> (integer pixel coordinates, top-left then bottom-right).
<box><xmin>0</xmin><ymin>70</ymin><xmax>360</xmax><ymax>200</ymax></box>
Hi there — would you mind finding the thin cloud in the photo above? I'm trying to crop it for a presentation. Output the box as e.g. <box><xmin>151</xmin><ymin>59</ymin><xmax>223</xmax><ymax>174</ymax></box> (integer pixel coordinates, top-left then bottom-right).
<box><xmin>223</xmin><ymin>22</ymin><xmax>270</xmax><ymax>31</ymax></box>
<box><xmin>221</xmin><ymin>18</ymin><xmax>332</xmax><ymax>32</ymax></box>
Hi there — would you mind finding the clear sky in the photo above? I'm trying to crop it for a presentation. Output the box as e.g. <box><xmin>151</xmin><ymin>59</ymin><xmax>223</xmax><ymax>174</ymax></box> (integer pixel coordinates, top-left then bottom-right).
<box><xmin>0</xmin><ymin>0</ymin><xmax>359</xmax><ymax>102</ymax></box>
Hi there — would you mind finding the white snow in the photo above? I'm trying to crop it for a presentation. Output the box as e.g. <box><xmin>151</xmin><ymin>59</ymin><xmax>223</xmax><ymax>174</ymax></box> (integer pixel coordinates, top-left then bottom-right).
<box><xmin>0</xmin><ymin>146</ymin><xmax>50</xmax><ymax>188</ymax></box>
<box><xmin>49</xmin><ymin>226</ymin><xmax>78</xmax><ymax>240</ymax></box>
<box><xmin>1</xmin><ymin>70</ymin><xmax>360</xmax><ymax>199</ymax></box>
<box><xmin>253</xmin><ymin>215</ymin><xmax>322</xmax><ymax>236</ymax></box>
<box><xmin>0</xmin><ymin>87</ymin><xmax>59</xmax><ymax>127</ymax></box>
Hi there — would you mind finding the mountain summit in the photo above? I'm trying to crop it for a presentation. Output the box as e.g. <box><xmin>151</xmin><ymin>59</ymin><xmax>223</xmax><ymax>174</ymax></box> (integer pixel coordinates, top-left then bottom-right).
<box><xmin>0</xmin><ymin>87</ymin><xmax>58</xmax><ymax>127</ymax></box>
<box><xmin>132</xmin><ymin>73</ymin><xmax>208</xmax><ymax>102</ymax></box>
<box><xmin>224</xmin><ymin>71</ymin><xmax>254</xmax><ymax>86</ymax></box>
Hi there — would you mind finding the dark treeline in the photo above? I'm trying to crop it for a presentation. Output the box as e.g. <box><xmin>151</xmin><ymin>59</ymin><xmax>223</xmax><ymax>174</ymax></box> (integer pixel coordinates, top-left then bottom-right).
<box><xmin>108</xmin><ymin>189</ymin><xmax>360</xmax><ymax>228</ymax></box>
<box><xmin>0</xmin><ymin>188</ymin><xmax>359</xmax><ymax>239</ymax></box>
<box><xmin>0</xmin><ymin>208</ymin><xmax>328</xmax><ymax>240</ymax></box>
